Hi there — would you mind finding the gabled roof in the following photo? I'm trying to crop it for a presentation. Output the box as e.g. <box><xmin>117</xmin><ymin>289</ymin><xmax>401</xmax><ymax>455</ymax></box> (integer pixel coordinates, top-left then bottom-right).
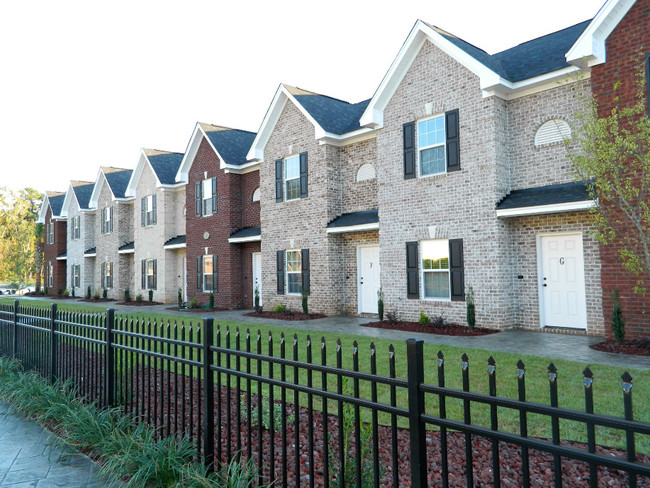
<box><xmin>496</xmin><ymin>181</ymin><xmax>595</xmax><ymax>217</ymax></box>
<box><xmin>89</xmin><ymin>167</ymin><xmax>133</xmax><ymax>208</ymax></box>
<box><xmin>126</xmin><ymin>149</ymin><xmax>184</xmax><ymax>196</ymax></box>
<box><xmin>326</xmin><ymin>210</ymin><xmax>379</xmax><ymax>234</ymax></box>
<box><xmin>247</xmin><ymin>84</ymin><xmax>375</xmax><ymax>162</ymax></box>
<box><xmin>61</xmin><ymin>181</ymin><xmax>95</xmax><ymax>217</ymax></box>
<box><xmin>228</xmin><ymin>226</ymin><xmax>261</xmax><ymax>243</ymax></box>
<box><xmin>176</xmin><ymin>123</ymin><xmax>257</xmax><ymax>181</ymax></box>
<box><xmin>163</xmin><ymin>235</ymin><xmax>186</xmax><ymax>249</ymax></box>
<box><xmin>37</xmin><ymin>191</ymin><xmax>66</xmax><ymax>223</ymax></box>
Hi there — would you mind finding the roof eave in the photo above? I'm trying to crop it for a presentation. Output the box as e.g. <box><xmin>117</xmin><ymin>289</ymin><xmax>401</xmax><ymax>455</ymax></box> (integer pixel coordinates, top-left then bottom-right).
<box><xmin>326</xmin><ymin>222</ymin><xmax>380</xmax><ymax>234</ymax></box>
<box><xmin>496</xmin><ymin>200</ymin><xmax>595</xmax><ymax>218</ymax></box>
<box><xmin>228</xmin><ymin>235</ymin><xmax>262</xmax><ymax>244</ymax></box>
<box><xmin>317</xmin><ymin>127</ymin><xmax>377</xmax><ymax>147</ymax></box>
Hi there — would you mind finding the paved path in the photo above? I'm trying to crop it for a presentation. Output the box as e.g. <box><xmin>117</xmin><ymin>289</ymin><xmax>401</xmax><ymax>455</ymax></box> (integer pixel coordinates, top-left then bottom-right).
<box><xmin>0</xmin><ymin>402</ymin><xmax>105</xmax><ymax>488</ymax></box>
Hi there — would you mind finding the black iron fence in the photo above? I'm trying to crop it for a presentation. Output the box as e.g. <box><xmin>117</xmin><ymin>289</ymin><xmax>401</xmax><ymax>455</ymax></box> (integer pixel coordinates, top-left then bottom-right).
<box><xmin>0</xmin><ymin>300</ymin><xmax>649</xmax><ymax>488</ymax></box>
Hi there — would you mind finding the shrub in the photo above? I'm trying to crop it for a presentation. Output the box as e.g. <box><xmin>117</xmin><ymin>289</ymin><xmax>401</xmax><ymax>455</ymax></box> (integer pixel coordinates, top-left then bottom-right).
<box><xmin>124</xmin><ymin>287</ymin><xmax>131</xmax><ymax>302</ymax></box>
<box><xmin>430</xmin><ymin>314</ymin><xmax>446</xmax><ymax>328</ymax></box>
<box><xmin>148</xmin><ymin>289</ymin><xmax>153</xmax><ymax>303</ymax></box>
<box><xmin>93</xmin><ymin>290</ymin><xmax>101</xmax><ymax>300</ymax></box>
<box><xmin>177</xmin><ymin>289</ymin><xmax>183</xmax><ymax>309</ymax></box>
<box><xmin>418</xmin><ymin>311</ymin><xmax>430</xmax><ymax>325</ymax></box>
<box><xmin>377</xmin><ymin>287</ymin><xmax>384</xmax><ymax>321</ymax></box>
<box><xmin>254</xmin><ymin>286</ymin><xmax>261</xmax><ymax>313</ymax></box>
<box><xmin>209</xmin><ymin>293</ymin><xmax>214</xmax><ymax>309</ymax></box>
<box><xmin>135</xmin><ymin>294</ymin><xmax>143</xmax><ymax>303</ymax></box>
<box><xmin>386</xmin><ymin>309</ymin><xmax>398</xmax><ymax>323</ymax></box>
<box><xmin>466</xmin><ymin>285</ymin><xmax>476</xmax><ymax>330</ymax></box>
<box><xmin>102</xmin><ymin>288</ymin><xmax>108</xmax><ymax>299</ymax></box>
<box><xmin>274</xmin><ymin>303</ymin><xmax>287</xmax><ymax>314</ymax></box>
<box><xmin>189</xmin><ymin>297</ymin><xmax>200</xmax><ymax>309</ymax></box>
<box><xmin>244</xmin><ymin>395</ymin><xmax>294</xmax><ymax>431</ymax></box>
<box><xmin>63</xmin><ymin>289</ymin><xmax>70</xmax><ymax>297</ymax></box>
<box><xmin>58</xmin><ymin>288</ymin><xmax>63</xmax><ymax>296</ymax></box>
<box><xmin>301</xmin><ymin>287</ymin><xmax>309</xmax><ymax>315</ymax></box>
<box><xmin>611</xmin><ymin>288</ymin><xmax>625</xmax><ymax>343</ymax></box>
<box><xmin>86</xmin><ymin>286</ymin><xmax>91</xmax><ymax>299</ymax></box>
<box><xmin>71</xmin><ymin>287</ymin><xmax>75</xmax><ymax>298</ymax></box>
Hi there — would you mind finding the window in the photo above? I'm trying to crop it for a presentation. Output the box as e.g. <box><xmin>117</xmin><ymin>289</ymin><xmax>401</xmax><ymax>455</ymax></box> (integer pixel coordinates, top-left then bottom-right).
<box><xmin>141</xmin><ymin>194</ymin><xmax>157</xmax><ymax>226</ymax></box>
<box><xmin>72</xmin><ymin>264</ymin><xmax>80</xmax><ymax>288</ymax></box>
<box><xmin>46</xmin><ymin>221</ymin><xmax>55</xmax><ymax>244</ymax></box>
<box><xmin>421</xmin><ymin>240</ymin><xmax>450</xmax><ymax>299</ymax></box>
<box><xmin>406</xmin><ymin>239</ymin><xmax>464</xmax><ymax>301</ymax></box>
<box><xmin>418</xmin><ymin>116</ymin><xmax>446</xmax><ymax>176</ymax></box>
<box><xmin>195</xmin><ymin>178</ymin><xmax>216</xmax><ymax>217</ymax></box>
<box><xmin>71</xmin><ymin>216</ymin><xmax>80</xmax><ymax>240</ymax></box>
<box><xmin>47</xmin><ymin>261</ymin><xmax>53</xmax><ymax>288</ymax></box>
<box><xmin>534</xmin><ymin>119</ymin><xmax>571</xmax><ymax>147</ymax></box>
<box><xmin>196</xmin><ymin>255</ymin><xmax>217</xmax><ymax>292</ymax></box>
<box><xmin>356</xmin><ymin>163</ymin><xmax>376</xmax><ymax>182</ymax></box>
<box><xmin>276</xmin><ymin>249</ymin><xmax>310</xmax><ymax>295</ymax></box>
<box><xmin>252</xmin><ymin>188</ymin><xmax>261</xmax><ymax>202</ymax></box>
<box><xmin>403</xmin><ymin>109</ymin><xmax>459</xmax><ymax>179</ymax></box>
<box><xmin>275</xmin><ymin>152</ymin><xmax>308</xmax><ymax>202</ymax></box>
<box><xmin>141</xmin><ymin>259</ymin><xmax>157</xmax><ymax>290</ymax></box>
<box><xmin>102</xmin><ymin>262</ymin><xmax>113</xmax><ymax>289</ymax></box>
<box><xmin>102</xmin><ymin>207</ymin><xmax>113</xmax><ymax>234</ymax></box>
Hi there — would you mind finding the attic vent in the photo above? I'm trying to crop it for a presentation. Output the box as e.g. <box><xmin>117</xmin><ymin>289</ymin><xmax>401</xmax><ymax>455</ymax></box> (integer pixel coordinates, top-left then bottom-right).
<box><xmin>356</xmin><ymin>163</ymin><xmax>376</xmax><ymax>182</ymax></box>
<box><xmin>252</xmin><ymin>188</ymin><xmax>261</xmax><ymax>202</ymax></box>
<box><xmin>535</xmin><ymin>119</ymin><xmax>571</xmax><ymax>147</ymax></box>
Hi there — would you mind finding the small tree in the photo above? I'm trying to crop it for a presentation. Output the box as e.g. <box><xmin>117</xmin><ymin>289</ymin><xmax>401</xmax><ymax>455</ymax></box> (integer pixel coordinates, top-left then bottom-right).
<box><xmin>301</xmin><ymin>287</ymin><xmax>309</xmax><ymax>315</ymax></box>
<box><xmin>209</xmin><ymin>292</ymin><xmax>214</xmax><ymax>309</ymax></box>
<box><xmin>86</xmin><ymin>286</ymin><xmax>91</xmax><ymax>299</ymax></box>
<box><xmin>377</xmin><ymin>286</ymin><xmax>384</xmax><ymax>321</ymax></box>
<box><xmin>124</xmin><ymin>287</ymin><xmax>131</xmax><ymax>302</ymax></box>
<box><xmin>148</xmin><ymin>289</ymin><xmax>154</xmax><ymax>303</ymax></box>
<box><xmin>177</xmin><ymin>288</ymin><xmax>183</xmax><ymax>309</ymax></box>
<box><xmin>254</xmin><ymin>285</ymin><xmax>261</xmax><ymax>312</ymax></box>
<box><xmin>466</xmin><ymin>285</ymin><xmax>476</xmax><ymax>330</ymax></box>
<box><xmin>611</xmin><ymin>288</ymin><xmax>625</xmax><ymax>343</ymax></box>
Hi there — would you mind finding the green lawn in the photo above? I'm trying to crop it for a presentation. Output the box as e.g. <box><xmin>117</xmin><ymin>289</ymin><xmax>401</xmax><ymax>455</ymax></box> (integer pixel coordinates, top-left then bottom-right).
<box><xmin>2</xmin><ymin>297</ymin><xmax>648</xmax><ymax>452</ymax></box>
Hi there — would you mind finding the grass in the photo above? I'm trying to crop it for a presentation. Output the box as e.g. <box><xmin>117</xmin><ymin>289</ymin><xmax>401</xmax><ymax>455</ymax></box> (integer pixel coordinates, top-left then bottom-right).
<box><xmin>2</xmin><ymin>297</ymin><xmax>649</xmax><ymax>452</ymax></box>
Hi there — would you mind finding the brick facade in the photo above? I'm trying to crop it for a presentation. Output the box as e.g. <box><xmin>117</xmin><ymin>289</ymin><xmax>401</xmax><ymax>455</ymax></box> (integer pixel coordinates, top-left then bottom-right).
<box><xmin>64</xmin><ymin>192</ymin><xmax>96</xmax><ymax>297</ymax></box>
<box><xmin>43</xmin><ymin>205</ymin><xmax>67</xmax><ymax>295</ymax></box>
<box><xmin>590</xmin><ymin>0</ymin><xmax>650</xmax><ymax>337</ymax></box>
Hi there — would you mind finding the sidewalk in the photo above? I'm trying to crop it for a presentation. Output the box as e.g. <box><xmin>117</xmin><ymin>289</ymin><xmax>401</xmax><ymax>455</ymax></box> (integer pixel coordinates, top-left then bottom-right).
<box><xmin>0</xmin><ymin>402</ymin><xmax>105</xmax><ymax>488</ymax></box>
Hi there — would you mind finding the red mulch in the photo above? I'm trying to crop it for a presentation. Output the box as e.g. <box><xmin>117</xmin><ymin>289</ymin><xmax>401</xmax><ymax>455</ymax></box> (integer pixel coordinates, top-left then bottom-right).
<box><xmin>116</xmin><ymin>301</ymin><xmax>165</xmax><ymax>306</ymax></box>
<box><xmin>165</xmin><ymin>306</ymin><xmax>227</xmax><ymax>313</ymax></box>
<box><xmin>361</xmin><ymin>320</ymin><xmax>500</xmax><ymax>336</ymax></box>
<box><xmin>244</xmin><ymin>311</ymin><xmax>328</xmax><ymax>321</ymax></box>
<box><xmin>78</xmin><ymin>298</ymin><xmax>117</xmax><ymax>303</ymax></box>
<box><xmin>590</xmin><ymin>339</ymin><xmax>650</xmax><ymax>357</ymax></box>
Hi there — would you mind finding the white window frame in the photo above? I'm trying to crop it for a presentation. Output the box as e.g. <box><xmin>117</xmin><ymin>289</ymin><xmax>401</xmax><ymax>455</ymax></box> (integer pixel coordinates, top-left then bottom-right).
<box><xmin>202</xmin><ymin>179</ymin><xmax>214</xmax><ymax>216</ymax></box>
<box><xmin>102</xmin><ymin>207</ymin><xmax>113</xmax><ymax>234</ymax></box>
<box><xmin>47</xmin><ymin>221</ymin><xmax>54</xmax><ymax>244</ymax></box>
<box><xmin>146</xmin><ymin>259</ymin><xmax>156</xmax><ymax>290</ymax></box>
<box><xmin>47</xmin><ymin>261</ymin><xmax>53</xmax><ymax>288</ymax></box>
<box><xmin>417</xmin><ymin>115</ymin><xmax>446</xmax><ymax>177</ymax></box>
<box><xmin>145</xmin><ymin>195</ymin><xmax>155</xmax><ymax>226</ymax></box>
<box><xmin>103</xmin><ymin>262</ymin><xmax>113</xmax><ymax>289</ymax></box>
<box><xmin>203</xmin><ymin>255</ymin><xmax>216</xmax><ymax>292</ymax></box>
<box><xmin>421</xmin><ymin>240</ymin><xmax>451</xmax><ymax>301</ymax></box>
<box><xmin>72</xmin><ymin>264</ymin><xmax>80</xmax><ymax>288</ymax></box>
<box><xmin>285</xmin><ymin>249</ymin><xmax>302</xmax><ymax>295</ymax></box>
<box><xmin>72</xmin><ymin>216</ymin><xmax>80</xmax><ymax>240</ymax></box>
<box><xmin>284</xmin><ymin>155</ymin><xmax>301</xmax><ymax>201</ymax></box>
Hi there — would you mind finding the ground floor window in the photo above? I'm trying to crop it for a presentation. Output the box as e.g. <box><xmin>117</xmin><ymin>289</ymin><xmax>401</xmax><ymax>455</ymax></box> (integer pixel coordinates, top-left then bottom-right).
<box><xmin>102</xmin><ymin>262</ymin><xmax>113</xmax><ymax>289</ymax></box>
<box><xmin>421</xmin><ymin>240</ymin><xmax>450</xmax><ymax>299</ymax></box>
<box><xmin>72</xmin><ymin>264</ymin><xmax>80</xmax><ymax>289</ymax></box>
<box><xmin>47</xmin><ymin>261</ymin><xmax>53</xmax><ymax>288</ymax></box>
<box><xmin>197</xmin><ymin>255</ymin><xmax>217</xmax><ymax>292</ymax></box>
<box><xmin>286</xmin><ymin>250</ymin><xmax>302</xmax><ymax>295</ymax></box>
<box><xmin>406</xmin><ymin>239</ymin><xmax>464</xmax><ymax>301</ymax></box>
<box><xmin>141</xmin><ymin>259</ymin><xmax>157</xmax><ymax>290</ymax></box>
<box><xmin>276</xmin><ymin>249</ymin><xmax>310</xmax><ymax>296</ymax></box>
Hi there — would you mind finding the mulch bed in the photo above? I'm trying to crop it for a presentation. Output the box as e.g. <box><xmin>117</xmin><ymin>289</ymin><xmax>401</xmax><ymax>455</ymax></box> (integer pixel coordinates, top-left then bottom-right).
<box><xmin>165</xmin><ymin>306</ymin><xmax>227</xmax><ymax>313</ymax></box>
<box><xmin>78</xmin><ymin>298</ymin><xmax>117</xmax><ymax>303</ymax></box>
<box><xmin>116</xmin><ymin>301</ymin><xmax>165</xmax><ymax>306</ymax></box>
<box><xmin>590</xmin><ymin>338</ymin><xmax>650</xmax><ymax>357</ymax></box>
<box><xmin>244</xmin><ymin>311</ymin><xmax>328</xmax><ymax>321</ymax></box>
<box><xmin>361</xmin><ymin>320</ymin><xmax>500</xmax><ymax>336</ymax></box>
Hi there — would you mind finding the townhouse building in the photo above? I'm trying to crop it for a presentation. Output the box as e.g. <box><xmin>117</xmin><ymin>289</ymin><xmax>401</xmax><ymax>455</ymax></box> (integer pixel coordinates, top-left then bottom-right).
<box><xmin>37</xmin><ymin>191</ymin><xmax>67</xmax><ymax>294</ymax></box>
<box><xmin>176</xmin><ymin>123</ymin><xmax>259</xmax><ymax>309</ymax></box>
<box><xmin>88</xmin><ymin>167</ymin><xmax>134</xmax><ymax>300</ymax></box>
<box><xmin>126</xmin><ymin>149</ymin><xmax>186</xmax><ymax>304</ymax></box>
<box><xmin>60</xmin><ymin>181</ymin><xmax>96</xmax><ymax>296</ymax></box>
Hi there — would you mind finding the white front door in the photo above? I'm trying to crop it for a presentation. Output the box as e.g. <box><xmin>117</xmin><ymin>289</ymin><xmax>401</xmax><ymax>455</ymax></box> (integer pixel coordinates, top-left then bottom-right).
<box><xmin>539</xmin><ymin>234</ymin><xmax>587</xmax><ymax>329</ymax></box>
<box><xmin>358</xmin><ymin>246</ymin><xmax>380</xmax><ymax>314</ymax></box>
<box><xmin>252</xmin><ymin>253</ymin><xmax>262</xmax><ymax>307</ymax></box>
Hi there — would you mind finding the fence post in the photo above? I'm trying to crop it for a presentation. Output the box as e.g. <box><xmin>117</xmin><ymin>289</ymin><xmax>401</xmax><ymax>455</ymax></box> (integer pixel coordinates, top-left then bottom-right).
<box><xmin>105</xmin><ymin>309</ymin><xmax>115</xmax><ymax>408</ymax></box>
<box><xmin>49</xmin><ymin>303</ymin><xmax>58</xmax><ymax>384</ymax></box>
<box><xmin>12</xmin><ymin>299</ymin><xmax>18</xmax><ymax>357</ymax></box>
<box><xmin>203</xmin><ymin>318</ymin><xmax>215</xmax><ymax>473</ymax></box>
<box><xmin>406</xmin><ymin>338</ymin><xmax>426</xmax><ymax>488</ymax></box>
<box><xmin>622</xmin><ymin>371</ymin><xmax>636</xmax><ymax>488</ymax></box>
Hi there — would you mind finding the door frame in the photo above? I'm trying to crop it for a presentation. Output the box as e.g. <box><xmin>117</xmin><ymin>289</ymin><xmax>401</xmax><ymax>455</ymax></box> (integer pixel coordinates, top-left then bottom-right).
<box><xmin>252</xmin><ymin>252</ymin><xmax>262</xmax><ymax>308</ymax></box>
<box><xmin>357</xmin><ymin>245</ymin><xmax>380</xmax><ymax>314</ymax></box>
<box><xmin>536</xmin><ymin>231</ymin><xmax>587</xmax><ymax>329</ymax></box>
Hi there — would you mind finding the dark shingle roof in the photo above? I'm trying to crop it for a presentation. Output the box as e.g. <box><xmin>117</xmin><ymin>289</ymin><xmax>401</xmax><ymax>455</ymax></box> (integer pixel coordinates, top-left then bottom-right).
<box><xmin>105</xmin><ymin>170</ymin><xmax>133</xmax><ymax>199</ymax></box>
<box><xmin>84</xmin><ymin>247</ymin><xmax>96</xmax><ymax>256</ymax></box>
<box><xmin>148</xmin><ymin>152</ymin><xmax>184</xmax><ymax>185</ymax></box>
<box><xmin>72</xmin><ymin>183</ymin><xmax>95</xmax><ymax>210</ymax></box>
<box><xmin>49</xmin><ymin>194</ymin><xmax>66</xmax><ymax>217</ymax></box>
<box><xmin>496</xmin><ymin>181</ymin><xmax>593</xmax><ymax>210</ymax></box>
<box><xmin>118</xmin><ymin>241</ymin><xmax>135</xmax><ymax>252</ymax></box>
<box><xmin>56</xmin><ymin>252</ymin><xmax>67</xmax><ymax>260</ymax></box>
<box><xmin>164</xmin><ymin>235</ymin><xmax>186</xmax><ymax>247</ymax></box>
<box><xmin>430</xmin><ymin>20</ymin><xmax>591</xmax><ymax>82</ymax></box>
<box><xmin>229</xmin><ymin>227</ymin><xmax>261</xmax><ymax>239</ymax></box>
<box><xmin>327</xmin><ymin>209</ymin><xmax>379</xmax><ymax>228</ymax></box>
<box><xmin>204</xmin><ymin>129</ymin><xmax>256</xmax><ymax>167</ymax></box>
<box><xmin>294</xmin><ymin>95</ymin><xmax>371</xmax><ymax>135</ymax></box>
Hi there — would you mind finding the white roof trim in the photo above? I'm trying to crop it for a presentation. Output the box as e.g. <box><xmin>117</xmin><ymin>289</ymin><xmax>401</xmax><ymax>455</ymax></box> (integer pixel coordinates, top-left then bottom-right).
<box><xmin>84</xmin><ymin>252</ymin><xmax>97</xmax><ymax>258</ymax></box>
<box><xmin>37</xmin><ymin>195</ymin><xmax>51</xmax><ymax>224</ymax></box>
<box><xmin>164</xmin><ymin>243</ymin><xmax>187</xmax><ymax>250</ymax></box>
<box><xmin>56</xmin><ymin>255</ymin><xmax>67</xmax><ymax>261</ymax></box>
<box><xmin>125</xmin><ymin>150</ymin><xmax>162</xmax><ymax>197</ymax></box>
<box><xmin>176</xmin><ymin>123</ymin><xmax>205</xmax><ymax>183</ymax></box>
<box><xmin>326</xmin><ymin>222</ymin><xmax>380</xmax><ymax>234</ymax></box>
<box><xmin>117</xmin><ymin>248</ymin><xmax>135</xmax><ymax>255</ymax></box>
<box><xmin>60</xmin><ymin>184</ymin><xmax>78</xmax><ymax>218</ymax></box>
<box><xmin>89</xmin><ymin>169</ymin><xmax>113</xmax><ymax>209</ymax></box>
<box><xmin>566</xmin><ymin>0</ymin><xmax>636</xmax><ymax>68</ymax></box>
<box><xmin>228</xmin><ymin>235</ymin><xmax>262</xmax><ymax>244</ymax></box>
<box><xmin>496</xmin><ymin>200</ymin><xmax>595</xmax><ymax>218</ymax></box>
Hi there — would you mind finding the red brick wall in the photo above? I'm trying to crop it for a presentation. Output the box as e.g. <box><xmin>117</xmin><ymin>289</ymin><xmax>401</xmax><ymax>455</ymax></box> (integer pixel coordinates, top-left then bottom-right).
<box><xmin>43</xmin><ymin>206</ymin><xmax>68</xmax><ymax>295</ymax></box>
<box><xmin>184</xmin><ymin>136</ymin><xmax>260</xmax><ymax>308</ymax></box>
<box><xmin>591</xmin><ymin>0</ymin><xmax>650</xmax><ymax>337</ymax></box>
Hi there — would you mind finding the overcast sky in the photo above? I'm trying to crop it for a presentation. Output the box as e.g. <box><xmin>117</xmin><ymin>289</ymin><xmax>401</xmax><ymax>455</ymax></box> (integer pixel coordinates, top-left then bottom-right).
<box><xmin>1</xmin><ymin>0</ymin><xmax>605</xmax><ymax>194</ymax></box>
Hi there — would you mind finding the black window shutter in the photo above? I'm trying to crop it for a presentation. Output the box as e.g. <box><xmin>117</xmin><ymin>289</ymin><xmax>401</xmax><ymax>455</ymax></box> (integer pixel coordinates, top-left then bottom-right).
<box><xmin>153</xmin><ymin>259</ymin><xmax>157</xmax><ymax>290</ymax></box>
<box><xmin>446</xmin><ymin>109</ymin><xmax>460</xmax><ymax>172</ymax></box>
<box><xmin>141</xmin><ymin>198</ymin><xmax>145</xmax><ymax>226</ymax></box>
<box><xmin>141</xmin><ymin>260</ymin><xmax>146</xmax><ymax>289</ymax></box>
<box><xmin>299</xmin><ymin>152</ymin><xmax>308</xmax><ymax>198</ymax></box>
<box><xmin>406</xmin><ymin>241</ymin><xmax>419</xmax><ymax>299</ymax></box>
<box><xmin>152</xmin><ymin>194</ymin><xmax>157</xmax><ymax>225</ymax></box>
<box><xmin>275</xmin><ymin>159</ymin><xmax>283</xmax><ymax>202</ymax></box>
<box><xmin>449</xmin><ymin>239</ymin><xmax>465</xmax><ymax>301</ymax></box>
<box><xmin>109</xmin><ymin>207</ymin><xmax>114</xmax><ymax>233</ymax></box>
<box><xmin>195</xmin><ymin>182</ymin><xmax>201</xmax><ymax>217</ymax></box>
<box><xmin>100</xmin><ymin>212</ymin><xmax>104</xmax><ymax>234</ymax></box>
<box><xmin>403</xmin><ymin>122</ymin><xmax>416</xmax><ymax>179</ymax></box>
<box><xmin>301</xmin><ymin>248</ymin><xmax>310</xmax><ymax>295</ymax></box>
<box><xmin>212</xmin><ymin>255</ymin><xmax>218</xmax><ymax>292</ymax></box>
<box><xmin>109</xmin><ymin>262</ymin><xmax>113</xmax><ymax>288</ymax></box>
<box><xmin>197</xmin><ymin>257</ymin><xmax>202</xmax><ymax>290</ymax></box>
<box><xmin>211</xmin><ymin>177</ymin><xmax>217</xmax><ymax>214</ymax></box>
<box><xmin>276</xmin><ymin>250</ymin><xmax>285</xmax><ymax>295</ymax></box>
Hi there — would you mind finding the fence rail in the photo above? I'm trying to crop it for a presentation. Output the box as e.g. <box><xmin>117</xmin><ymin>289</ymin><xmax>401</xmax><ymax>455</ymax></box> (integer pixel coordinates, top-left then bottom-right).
<box><xmin>0</xmin><ymin>300</ymin><xmax>648</xmax><ymax>488</ymax></box>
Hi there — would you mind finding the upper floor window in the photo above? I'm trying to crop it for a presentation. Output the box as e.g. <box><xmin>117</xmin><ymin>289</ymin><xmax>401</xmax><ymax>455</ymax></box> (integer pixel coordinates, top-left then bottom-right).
<box><xmin>534</xmin><ymin>119</ymin><xmax>571</xmax><ymax>147</ymax></box>
<box><xmin>101</xmin><ymin>207</ymin><xmax>113</xmax><ymax>234</ymax></box>
<box><xmin>252</xmin><ymin>188</ymin><xmax>261</xmax><ymax>202</ymax></box>
<box><xmin>141</xmin><ymin>194</ymin><xmax>157</xmax><ymax>226</ymax></box>
<box><xmin>356</xmin><ymin>164</ymin><xmax>376</xmax><ymax>182</ymax></box>
<box><xmin>403</xmin><ymin>109</ymin><xmax>460</xmax><ymax>179</ymax></box>
<box><xmin>275</xmin><ymin>152</ymin><xmax>308</xmax><ymax>202</ymax></box>
<box><xmin>141</xmin><ymin>259</ymin><xmax>157</xmax><ymax>290</ymax></box>
<box><xmin>71</xmin><ymin>216</ymin><xmax>80</xmax><ymax>240</ymax></box>
<box><xmin>195</xmin><ymin>177</ymin><xmax>216</xmax><ymax>217</ymax></box>
<box><xmin>46</xmin><ymin>222</ymin><xmax>54</xmax><ymax>244</ymax></box>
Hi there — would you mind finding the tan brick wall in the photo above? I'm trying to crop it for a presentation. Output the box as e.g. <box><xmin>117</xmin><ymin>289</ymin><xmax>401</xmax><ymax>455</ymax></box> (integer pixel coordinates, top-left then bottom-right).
<box><xmin>65</xmin><ymin>199</ymin><xmax>96</xmax><ymax>296</ymax></box>
<box><xmin>341</xmin><ymin>138</ymin><xmax>378</xmax><ymax>213</ymax></box>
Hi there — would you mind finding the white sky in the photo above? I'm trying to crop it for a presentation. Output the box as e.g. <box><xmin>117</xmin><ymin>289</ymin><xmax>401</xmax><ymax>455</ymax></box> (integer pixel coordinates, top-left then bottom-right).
<box><xmin>0</xmin><ymin>0</ymin><xmax>605</xmax><ymax>194</ymax></box>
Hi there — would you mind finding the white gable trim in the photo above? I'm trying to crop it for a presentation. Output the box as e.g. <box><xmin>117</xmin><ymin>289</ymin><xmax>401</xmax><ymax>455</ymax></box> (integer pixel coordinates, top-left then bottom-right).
<box><xmin>60</xmin><ymin>184</ymin><xmax>79</xmax><ymax>218</ymax></box>
<box><xmin>496</xmin><ymin>200</ymin><xmax>595</xmax><ymax>218</ymax></box>
<box><xmin>37</xmin><ymin>195</ymin><xmax>51</xmax><ymax>224</ymax></box>
<box><xmin>566</xmin><ymin>0</ymin><xmax>636</xmax><ymax>68</ymax></box>
<box><xmin>176</xmin><ymin>123</ymin><xmax>206</xmax><ymax>183</ymax></box>
<box><xmin>125</xmin><ymin>150</ymin><xmax>162</xmax><ymax>197</ymax></box>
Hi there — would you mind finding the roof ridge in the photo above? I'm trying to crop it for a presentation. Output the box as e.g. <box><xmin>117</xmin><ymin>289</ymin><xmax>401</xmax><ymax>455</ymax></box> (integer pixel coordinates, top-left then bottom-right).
<box><xmin>71</xmin><ymin>180</ymin><xmax>94</xmax><ymax>187</ymax></box>
<box><xmin>101</xmin><ymin>166</ymin><xmax>131</xmax><ymax>173</ymax></box>
<box><xmin>199</xmin><ymin>122</ymin><xmax>256</xmax><ymax>135</ymax></box>
<box><xmin>143</xmin><ymin>148</ymin><xmax>183</xmax><ymax>157</ymax></box>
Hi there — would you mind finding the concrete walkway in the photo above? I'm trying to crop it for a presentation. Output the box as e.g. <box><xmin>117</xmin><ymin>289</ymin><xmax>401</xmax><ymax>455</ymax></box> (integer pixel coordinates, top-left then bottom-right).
<box><xmin>0</xmin><ymin>402</ymin><xmax>105</xmax><ymax>488</ymax></box>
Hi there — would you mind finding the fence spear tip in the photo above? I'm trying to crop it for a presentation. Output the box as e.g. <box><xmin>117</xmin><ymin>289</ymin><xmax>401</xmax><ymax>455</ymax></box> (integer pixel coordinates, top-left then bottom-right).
<box><xmin>488</xmin><ymin>356</ymin><xmax>496</xmax><ymax>366</ymax></box>
<box><xmin>516</xmin><ymin>359</ymin><xmax>525</xmax><ymax>369</ymax></box>
<box><xmin>461</xmin><ymin>352</ymin><xmax>469</xmax><ymax>362</ymax></box>
<box><xmin>583</xmin><ymin>367</ymin><xmax>593</xmax><ymax>378</ymax></box>
<box><xmin>437</xmin><ymin>350</ymin><xmax>444</xmax><ymax>359</ymax></box>
<box><xmin>622</xmin><ymin>371</ymin><xmax>633</xmax><ymax>383</ymax></box>
<box><xmin>548</xmin><ymin>363</ymin><xmax>557</xmax><ymax>374</ymax></box>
